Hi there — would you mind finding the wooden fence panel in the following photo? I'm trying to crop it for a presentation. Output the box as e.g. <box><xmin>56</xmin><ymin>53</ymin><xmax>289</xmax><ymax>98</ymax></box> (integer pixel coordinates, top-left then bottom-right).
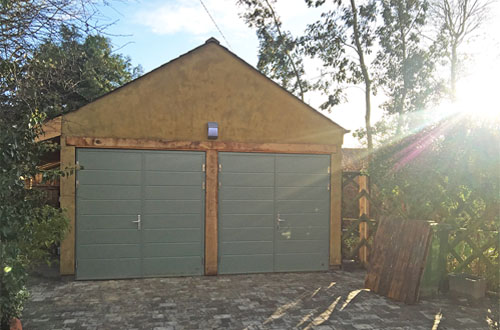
<box><xmin>342</xmin><ymin>172</ymin><xmax>377</xmax><ymax>264</ymax></box>
<box><xmin>365</xmin><ymin>218</ymin><xmax>433</xmax><ymax>304</ymax></box>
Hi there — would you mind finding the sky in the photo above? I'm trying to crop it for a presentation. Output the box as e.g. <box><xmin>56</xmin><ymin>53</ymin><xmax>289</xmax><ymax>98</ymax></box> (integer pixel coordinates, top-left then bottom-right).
<box><xmin>95</xmin><ymin>0</ymin><xmax>500</xmax><ymax>147</ymax></box>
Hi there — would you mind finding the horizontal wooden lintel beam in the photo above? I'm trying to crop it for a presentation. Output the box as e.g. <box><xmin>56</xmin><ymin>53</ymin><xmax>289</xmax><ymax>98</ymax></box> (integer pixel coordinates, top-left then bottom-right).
<box><xmin>65</xmin><ymin>136</ymin><xmax>337</xmax><ymax>154</ymax></box>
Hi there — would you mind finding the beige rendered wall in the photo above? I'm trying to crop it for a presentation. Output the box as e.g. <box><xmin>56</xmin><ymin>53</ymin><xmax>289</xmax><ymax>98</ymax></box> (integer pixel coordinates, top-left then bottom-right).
<box><xmin>62</xmin><ymin>42</ymin><xmax>343</xmax><ymax>146</ymax></box>
<box><xmin>59</xmin><ymin>42</ymin><xmax>345</xmax><ymax>275</ymax></box>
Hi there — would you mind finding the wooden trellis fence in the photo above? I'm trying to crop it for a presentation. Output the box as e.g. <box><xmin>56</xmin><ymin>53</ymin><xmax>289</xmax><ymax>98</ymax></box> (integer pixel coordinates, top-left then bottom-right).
<box><xmin>341</xmin><ymin>171</ymin><xmax>498</xmax><ymax>292</ymax></box>
<box><xmin>341</xmin><ymin>172</ymin><xmax>377</xmax><ymax>265</ymax></box>
<box><xmin>429</xmin><ymin>224</ymin><xmax>500</xmax><ymax>292</ymax></box>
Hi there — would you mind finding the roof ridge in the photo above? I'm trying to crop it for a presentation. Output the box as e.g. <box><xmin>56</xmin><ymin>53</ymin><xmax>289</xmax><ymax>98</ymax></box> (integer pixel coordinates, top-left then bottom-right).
<box><xmin>205</xmin><ymin>37</ymin><xmax>220</xmax><ymax>45</ymax></box>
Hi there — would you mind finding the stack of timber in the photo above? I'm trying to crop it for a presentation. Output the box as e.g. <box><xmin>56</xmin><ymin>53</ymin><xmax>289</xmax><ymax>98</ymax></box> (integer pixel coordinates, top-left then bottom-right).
<box><xmin>364</xmin><ymin>218</ymin><xmax>433</xmax><ymax>304</ymax></box>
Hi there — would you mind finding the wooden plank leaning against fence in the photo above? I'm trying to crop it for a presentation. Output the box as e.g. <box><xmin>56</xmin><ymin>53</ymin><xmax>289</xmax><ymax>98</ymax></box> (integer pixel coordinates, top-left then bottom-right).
<box><xmin>365</xmin><ymin>218</ymin><xmax>434</xmax><ymax>304</ymax></box>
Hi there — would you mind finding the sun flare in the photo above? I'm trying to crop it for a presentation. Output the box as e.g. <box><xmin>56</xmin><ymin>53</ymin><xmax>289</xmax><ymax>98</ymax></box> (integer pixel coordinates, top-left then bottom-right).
<box><xmin>448</xmin><ymin>50</ymin><xmax>500</xmax><ymax>122</ymax></box>
<box><xmin>434</xmin><ymin>68</ymin><xmax>500</xmax><ymax>125</ymax></box>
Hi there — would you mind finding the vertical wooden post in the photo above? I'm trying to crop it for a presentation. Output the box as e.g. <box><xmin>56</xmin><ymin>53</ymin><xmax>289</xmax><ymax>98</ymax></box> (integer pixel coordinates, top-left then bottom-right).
<box><xmin>330</xmin><ymin>152</ymin><xmax>342</xmax><ymax>267</ymax></box>
<box><xmin>358</xmin><ymin>175</ymin><xmax>369</xmax><ymax>265</ymax></box>
<box><xmin>60</xmin><ymin>139</ymin><xmax>76</xmax><ymax>275</ymax></box>
<box><xmin>205</xmin><ymin>150</ymin><xmax>218</xmax><ymax>275</ymax></box>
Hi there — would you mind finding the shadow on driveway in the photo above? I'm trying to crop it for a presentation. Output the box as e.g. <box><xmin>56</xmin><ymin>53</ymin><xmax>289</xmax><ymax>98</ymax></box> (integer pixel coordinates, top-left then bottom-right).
<box><xmin>23</xmin><ymin>265</ymin><xmax>499</xmax><ymax>330</ymax></box>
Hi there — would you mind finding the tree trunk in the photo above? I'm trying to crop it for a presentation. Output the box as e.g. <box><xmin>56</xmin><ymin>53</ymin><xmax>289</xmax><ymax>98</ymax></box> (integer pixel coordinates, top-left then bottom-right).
<box><xmin>350</xmin><ymin>0</ymin><xmax>373</xmax><ymax>151</ymax></box>
<box><xmin>396</xmin><ymin>2</ymin><xmax>408</xmax><ymax>136</ymax></box>
<box><xmin>450</xmin><ymin>42</ymin><xmax>458</xmax><ymax>101</ymax></box>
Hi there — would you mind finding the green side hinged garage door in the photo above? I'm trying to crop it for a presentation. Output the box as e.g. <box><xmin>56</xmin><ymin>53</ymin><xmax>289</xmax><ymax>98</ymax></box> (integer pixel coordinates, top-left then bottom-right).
<box><xmin>218</xmin><ymin>152</ymin><xmax>330</xmax><ymax>274</ymax></box>
<box><xmin>76</xmin><ymin>149</ymin><xmax>205</xmax><ymax>280</ymax></box>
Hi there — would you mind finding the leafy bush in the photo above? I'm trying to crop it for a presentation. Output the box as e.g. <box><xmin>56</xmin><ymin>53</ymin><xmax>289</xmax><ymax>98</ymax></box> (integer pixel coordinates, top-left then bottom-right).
<box><xmin>0</xmin><ymin>205</ymin><xmax>68</xmax><ymax>326</ymax></box>
<box><xmin>0</xmin><ymin>5</ymin><xmax>139</xmax><ymax>326</ymax></box>
<box><xmin>369</xmin><ymin>117</ymin><xmax>499</xmax><ymax>228</ymax></box>
<box><xmin>0</xmin><ymin>110</ymin><xmax>70</xmax><ymax>328</ymax></box>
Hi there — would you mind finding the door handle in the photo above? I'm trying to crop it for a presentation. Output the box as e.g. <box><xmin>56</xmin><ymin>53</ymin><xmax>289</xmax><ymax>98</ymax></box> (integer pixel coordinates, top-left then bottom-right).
<box><xmin>132</xmin><ymin>215</ymin><xmax>141</xmax><ymax>230</ymax></box>
<box><xmin>277</xmin><ymin>213</ymin><xmax>285</xmax><ymax>229</ymax></box>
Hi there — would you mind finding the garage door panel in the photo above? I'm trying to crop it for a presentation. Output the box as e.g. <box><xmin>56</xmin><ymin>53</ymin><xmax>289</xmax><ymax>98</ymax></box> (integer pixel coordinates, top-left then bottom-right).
<box><xmin>142</xmin><ymin>228</ymin><xmax>202</xmax><ymax>243</ymax></box>
<box><xmin>78</xmin><ymin>215</ymin><xmax>140</xmax><ymax>230</ymax></box>
<box><xmin>78</xmin><ymin>170</ymin><xmax>141</xmax><ymax>185</ymax></box>
<box><xmin>77</xmin><ymin>244</ymin><xmax>141</xmax><ymax>259</ymax></box>
<box><xmin>144</xmin><ymin>200</ymin><xmax>202</xmax><ymax>214</ymax></box>
<box><xmin>220</xmin><ymin>241</ymin><xmax>273</xmax><ymax>255</ymax></box>
<box><xmin>219</xmin><ymin>152</ymin><xmax>330</xmax><ymax>275</ymax></box>
<box><xmin>145</xmin><ymin>186</ymin><xmax>202</xmax><ymax>200</ymax></box>
<box><xmin>276</xmin><ymin>156</ymin><xmax>329</xmax><ymax>174</ymax></box>
<box><xmin>78</xmin><ymin>200</ymin><xmax>141</xmax><ymax>215</ymax></box>
<box><xmin>220</xmin><ymin>154</ymin><xmax>274</xmax><ymax>173</ymax></box>
<box><xmin>276</xmin><ymin>200</ymin><xmax>329</xmax><ymax>214</ymax></box>
<box><xmin>78</xmin><ymin>185</ymin><xmax>141</xmax><ymax>200</ymax></box>
<box><xmin>276</xmin><ymin>240</ymin><xmax>324</xmax><ymax>254</ymax></box>
<box><xmin>220</xmin><ymin>214</ymin><xmax>274</xmax><ymax>228</ymax></box>
<box><xmin>78</xmin><ymin>151</ymin><xmax>142</xmax><ymax>170</ymax></box>
<box><xmin>276</xmin><ymin>227</ymin><xmax>329</xmax><ymax>241</ymax></box>
<box><xmin>274</xmin><ymin>154</ymin><xmax>330</xmax><ymax>273</ymax></box>
<box><xmin>219</xmin><ymin>255</ymin><xmax>273</xmax><ymax>274</ymax></box>
<box><xmin>143</xmin><ymin>243</ymin><xmax>201</xmax><ymax>257</ymax></box>
<box><xmin>221</xmin><ymin>200</ymin><xmax>274</xmax><ymax>214</ymax></box>
<box><xmin>143</xmin><ymin>214</ymin><xmax>202</xmax><ymax>229</ymax></box>
<box><xmin>76</xmin><ymin>149</ymin><xmax>204</xmax><ymax>279</ymax></box>
<box><xmin>143</xmin><ymin>257</ymin><xmax>202</xmax><ymax>276</ymax></box>
<box><xmin>220</xmin><ymin>187</ymin><xmax>274</xmax><ymax>200</ymax></box>
<box><xmin>141</xmin><ymin>151</ymin><xmax>204</xmax><ymax>277</ymax></box>
<box><xmin>145</xmin><ymin>153</ymin><xmax>204</xmax><ymax>171</ymax></box>
<box><xmin>78</xmin><ymin>229</ymin><xmax>141</xmax><ymax>244</ymax></box>
<box><xmin>221</xmin><ymin>173</ymin><xmax>274</xmax><ymax>187</ymax></box>
<box><xmin>77</xmin><ymin>258</ymin><xmax>142</xmax><ymax>280</ymax></box>
<box><xmin>276</xmin><ymin>187</ymin><xmax>328</xmax><ymax>201</ymax></box>
<box><xmin>273</xmin><ymin>214</ymin><xmax>327</xmax><ymax>227</ymax></box>
<box><xmin>274</xmin><ymin>253</ymin><xmax>328</xmax><ymax>272</ymax></box>
<box><xmin>222</xmin><ymin>228</ymin><xmax>273</xmax><ymax>241</ymax></box>
<box><xmin>145</xmin><ymin>172</ymin><xmax>203</xmax><ymax>186</ymax></box>
<box><xmin>276</xmin><ymin>173</ymin><xmax>329</xmax><ymax>187</ymax></box>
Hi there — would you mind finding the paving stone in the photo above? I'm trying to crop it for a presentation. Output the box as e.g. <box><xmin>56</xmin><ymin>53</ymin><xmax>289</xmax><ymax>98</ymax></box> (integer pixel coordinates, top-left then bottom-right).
<box><xmin>386</xmin><ymin>304</ymin><xmax>402</xmax><ymax>310</ymax></box>
<box><xmin>353</xmin><ymin>324</ymin><xmax>375</xmax><ymax>330</ymax></box>
<box><xmin>456</xmin><ymin>317</ymin><xmax>479</xmax><ymax>324</ymax></box>
<box><xmin>22</xmin><ymin>268</ymin><xmax>498</xmax><ymax>330</ymax></box>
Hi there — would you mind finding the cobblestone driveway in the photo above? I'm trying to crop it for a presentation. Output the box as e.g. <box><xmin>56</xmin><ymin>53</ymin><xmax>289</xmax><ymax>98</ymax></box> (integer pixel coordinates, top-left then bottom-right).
<box><xmin>23</xmin><ymin>268</ymin><xmax>498</xmax><ymax>330</ymax></box>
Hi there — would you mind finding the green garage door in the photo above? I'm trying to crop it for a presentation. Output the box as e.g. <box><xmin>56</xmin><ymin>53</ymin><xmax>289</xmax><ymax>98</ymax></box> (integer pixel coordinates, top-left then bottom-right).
<box><xmin>218</xmin><ymin>152</ymin><xmax>330</xmax><ymax>274</ymax></box>
<box><xmin>76</xmin><ymin>149</ymin><xmax>205</xmax><ymax>280</ymax></box>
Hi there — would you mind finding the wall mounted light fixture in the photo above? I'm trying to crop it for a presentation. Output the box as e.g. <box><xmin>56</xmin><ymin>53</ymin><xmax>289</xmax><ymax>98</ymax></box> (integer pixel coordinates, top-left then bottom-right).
<box><xmin>207</xmin><ymin>122</ymin><xmax>218</xmax><ymax>139</ymax></box>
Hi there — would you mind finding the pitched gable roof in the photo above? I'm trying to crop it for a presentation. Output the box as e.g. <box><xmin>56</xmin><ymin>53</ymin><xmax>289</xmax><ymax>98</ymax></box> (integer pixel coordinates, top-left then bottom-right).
<box><xmin>69</xmin><ymin>37</ymin><xmax>347</xmax><ymax>133</ymax></box>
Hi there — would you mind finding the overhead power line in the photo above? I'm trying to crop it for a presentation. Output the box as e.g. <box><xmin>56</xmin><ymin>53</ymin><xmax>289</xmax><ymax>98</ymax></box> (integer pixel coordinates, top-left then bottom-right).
<box><xmin>198</xmin><ymin>0</ymin><xmax>233</xmax><ymax>50</ymax></box>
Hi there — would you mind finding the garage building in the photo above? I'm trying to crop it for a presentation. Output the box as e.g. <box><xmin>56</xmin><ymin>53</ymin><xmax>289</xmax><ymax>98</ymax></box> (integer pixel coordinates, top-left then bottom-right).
<box><xmin>41</xmin><ymin>38</ymin><xmax>347</xmax><ymax>280</ymax></box>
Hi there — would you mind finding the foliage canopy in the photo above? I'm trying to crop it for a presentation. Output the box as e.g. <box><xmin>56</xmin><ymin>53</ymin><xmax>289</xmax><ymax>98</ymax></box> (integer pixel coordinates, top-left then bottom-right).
<box><xmin>0</xmin><ymin>1</ymin><xmax>139</xmax><ymax>327</ymax></box>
